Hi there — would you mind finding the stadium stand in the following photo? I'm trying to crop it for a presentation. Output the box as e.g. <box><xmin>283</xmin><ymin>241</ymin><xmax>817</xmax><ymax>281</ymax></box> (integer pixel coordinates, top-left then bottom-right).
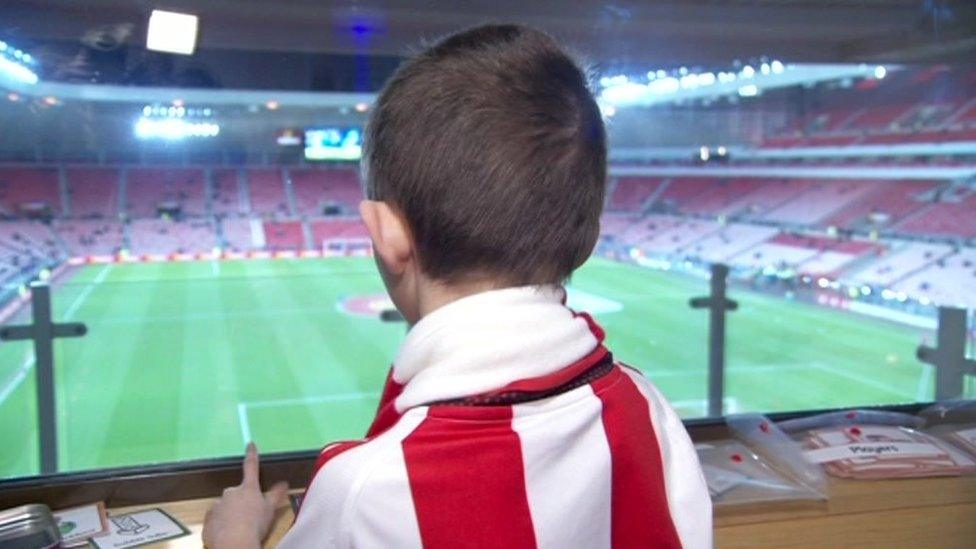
<box><xmin>55</xmin><ymin>220</ymin><xmax>125</xmax><ymax>256</ymax></box>
<box><xmin>954</xmin><ymin>99</ymin><xmax>976</xmax><ymax>124</ymax></box>
<box><xmin>848</xmin><ymin>242</ymin><xmax>954</xmax><ymax>287</ymax></box>
<box><xmin>846</xmin><ymin>104</ymin><xmax>914</xmax><ymax>131</ymax></box>
<box><xmin>679</xmin><ymin>178</ymin><xmax>768</xmax><ymax>216</ymax></box>
<box><xmin>823</xmin><ymin>180</ymin><xmax>937</xmax><ymax>230</ymax></box>
<box><xmin>730</xmin><ymin>233</ymin><xmax>832</xmax><ymax>271</ymax></box>
<box><xmin>640</xmin><ymin>216</ymin><xmax>720</xmax><ymax>254</ymax></box>
<box><xmin>651</xmin><ymin>178</ymin><xmax>720</xmax><ymax>212</ymax></box>
<box><xmin>865</xmin><ymin>128</ymin><xmax>976</xmax><ymax>144</ymax></box>
<box><xmin>803</xmin><ymin>134</ymin><xmax>862</xmax><ymax>147</ymax></box>
<box><xmin>126</xmin><ymin>168</ymin><xmax>206</xmax><ymax>217</ymax></box>
<box><xmin>129</xmin><ymin>219</ymin><xmax>217</xmax><ymax>254</ymax></box>
<box><xmin>0</xmin><ymin>221</ymin><xmax>61</xmax><ymax>284</ymax></box>
<box><xmin>309</xmin><ymin>218</ymin><xmax>369</xmax><ymax>248</ymax></box>
<box><xmin>211</xmin><ymin>169</ymin><xmax>242</xmax><ymax>216</ymax></box>
<box><xmin>678</xmin><ymin>223</ymin><xmax>780</xmax><ymax>264</ymax></box>
<box><xmin>263</xmin><ymin>221</ymin><xmax>305</xmax><ymax>250</ymax></box>
<box><xmin>246</xmin><ymin>168</ymin><xmax>290</xmax><ymax>217</ymax></box>
<box><xmin>599</xmin><ymin>213</ymin><xmax>642</xmax><ymax>240</ymax></box>
<box><xmin>66</xmin><ymin>168</ymin><xmax>119</xmax><ymax>218</ymax></box>
<box><xmin>220</xmin><ymin>218</ymin><xmax>259</xmax><ymax>252</ymax></box>
<box><xmin>761</xmin><ymin>135</ymin><xmax>805</xmax><ymax>148</ymax></box>
<box><xmin>893</xmin><ymin>189</ymin><xmax>976</xmax><ymax>239</ymax></box>
<box><xmin>762</xmin><ymin>66</ymin><xmax>976</xmax><ymax>148</ymax></box>
<box><xmin>762</xmin><ymin>180</ymin><xmax>881</xmax><ymax>225</ymax></box>
<box><xmin>607</xmin><ymin>177</ymin><xmax>666</xmax><ymax>212</ymax></box>
<box><xmin>617</xmin><ymin>214</ymin><xmax>685</xmax><ymax>247</ymax></box>
<box><xmin>290</xmin><ymin>168</ymin><xmax>362</xmax><ymax>217</ymax></box>
<box><xmin>731</xmin><ymin>179</ymin><xmax>811</xmax><ymax>219</ymax></box>
<box><xmin>0</xmin><ymin>157</ymin><xmax>971</xmax><ymax>310</ymax></box>
<box><xmin>0</xmin><ymin>167</ymin><xmax>61</xmax><ymax>217</ymax></box>
<box><xmin>796</xmin><ymin>239</ymin><xmax>883</xmax><ymax>277</ymax></box>
<box><xmin>893</xmin><ymin>248</ymin><xmax>976</xmax><ymax>308</ymax></box>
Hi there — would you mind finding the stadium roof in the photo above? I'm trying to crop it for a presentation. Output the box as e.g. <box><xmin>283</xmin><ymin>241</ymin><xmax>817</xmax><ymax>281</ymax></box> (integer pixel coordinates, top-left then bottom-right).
<box><xmin>2</xmin><ymin>0</ymin><xmax>974</xmax><ymax>70</ymax></box>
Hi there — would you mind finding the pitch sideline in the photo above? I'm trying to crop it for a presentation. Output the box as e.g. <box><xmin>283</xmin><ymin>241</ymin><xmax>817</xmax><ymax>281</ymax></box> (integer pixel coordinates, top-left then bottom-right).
<box><xmin>63</xmin><ymin>264</ymin><xmax>113</xmax><ymax>321</ymax></box>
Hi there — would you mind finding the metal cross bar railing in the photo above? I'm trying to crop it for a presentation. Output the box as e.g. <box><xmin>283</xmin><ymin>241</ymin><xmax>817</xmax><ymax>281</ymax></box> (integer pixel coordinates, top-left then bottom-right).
<box><xmin>917</xmin><ymin>307</ymin><xmax>976</xmax><ymax>400</ymax></box>
<box><xmin>0</xmin><ymin>282</ymin><xmax>87</xmax><ymax>474</ymax></box>
<box><xmin>689</xmin><ymin>263</ymin><xmax>739</xmax><ymax>418</ymax></box>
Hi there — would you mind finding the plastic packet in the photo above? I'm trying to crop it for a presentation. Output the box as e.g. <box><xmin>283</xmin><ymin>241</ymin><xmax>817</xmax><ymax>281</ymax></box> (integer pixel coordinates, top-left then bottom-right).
<box><xmin>778</xmin><ymin>409</ymin><xmax>923</xmax><ymax>433</ymax></box>
<box><xmin>726</xmin><ymin>413</ymin><xmax>827</xmax><ymax>493</ymax></box>
<box><xmin>802</xmin><ymin>423</ymin><xmax>976</xmax><ymax>479</ymax></box>
<box><xmin>919</xmin><ymin>399</ymin><xmax>976</xmax><ymax>458</ymax></box>
<box><xmin>761</xmin><ymin>409</ymin><xmax>975</xmax><ymax>479</ymax></box>
<box><xmin>696</xmin><ymin>440</ymin><xmax>824</xmax><ymax>506</ymax></box>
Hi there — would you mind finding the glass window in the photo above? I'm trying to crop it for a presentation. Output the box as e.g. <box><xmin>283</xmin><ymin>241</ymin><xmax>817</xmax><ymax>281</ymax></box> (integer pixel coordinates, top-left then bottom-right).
<box><xmin>1</xmin><ymin>288</ymin><xmax>36</xmax><ymax>478</ymax></box>
<box><xmin>1</xmin><ymin>1</ymin><xmax>974</xmax><ymax>482</ymax></box>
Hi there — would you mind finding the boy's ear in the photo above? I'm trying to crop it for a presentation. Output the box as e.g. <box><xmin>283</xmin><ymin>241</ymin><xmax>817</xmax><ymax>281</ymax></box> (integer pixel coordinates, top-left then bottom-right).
<box><xmin>359</xmin><ymin>200</ymin><xmax>414</xmax><ymax>275</ymax></box>
<box><xmin>572</xmin><ymin>221</ymin><xmax>601</xmax><ymax>270</ymax></box>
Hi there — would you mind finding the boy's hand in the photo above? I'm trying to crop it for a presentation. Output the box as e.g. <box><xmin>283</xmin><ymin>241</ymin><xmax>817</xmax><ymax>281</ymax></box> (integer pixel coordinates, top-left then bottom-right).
<box><xmin>202</xmin><ymin>442</ymin><xmax>289</xmax><ymax>549</ymax></box>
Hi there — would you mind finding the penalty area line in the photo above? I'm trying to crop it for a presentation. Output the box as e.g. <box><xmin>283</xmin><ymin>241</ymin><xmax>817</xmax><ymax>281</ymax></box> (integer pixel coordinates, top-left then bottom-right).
<box><xmin>236</xmin><ymin>391</ymin><xmax>380</xmax><ymax>446</ymax></box>
<box><xmin>237</xmin><ymin>402</ymin><xmax>253</xmax><ymax>447</ymax></box>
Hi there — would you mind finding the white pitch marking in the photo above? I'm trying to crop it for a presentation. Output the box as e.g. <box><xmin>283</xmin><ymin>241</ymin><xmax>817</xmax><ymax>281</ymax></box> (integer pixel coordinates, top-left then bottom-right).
<box><xmin>236</xmin><ymin>391</ymin><xmax>380</xmax><ymax>446</ymax></box>
<box><xmin>211</xmin><ymin>260</ymin><xmax>220</xmax><ymax>278</ymax></box>
<box><xmin>244</xmin><ymin>391</ymin><xmax>380</xmax><ymax>409</ymax></box>
<box><xmin>237</xmin><ymin>402</ymin><xmax>253</xmax><ymax>447</ymax></box>
<box><xmin>63</xmin><ymin>264</ymin><xmax>112</xmax><ymax>320</ymax></box>
<box><xmin>0</xmin><ymin>353</ymin><xmax>35</xmax><ymax>406</ymax></box>
<box><xmin>810</xmin><ymin>361</ymin><xmax>914</xmax><ymax>398</ymax></box>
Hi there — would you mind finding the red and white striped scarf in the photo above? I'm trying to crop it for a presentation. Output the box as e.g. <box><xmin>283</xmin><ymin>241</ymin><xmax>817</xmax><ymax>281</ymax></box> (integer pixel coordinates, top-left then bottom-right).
<box><xmin>281</xmin><ymin>286</ymin><xmax>711</xmax><ymax>548</ymax></box>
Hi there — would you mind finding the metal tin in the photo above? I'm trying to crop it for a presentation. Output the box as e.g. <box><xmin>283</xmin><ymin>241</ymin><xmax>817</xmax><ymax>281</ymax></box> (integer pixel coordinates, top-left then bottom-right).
<box><xmin>0</xmin><ymin>504</ymin><xmax>62</xmax><ymax>549</ymax></box>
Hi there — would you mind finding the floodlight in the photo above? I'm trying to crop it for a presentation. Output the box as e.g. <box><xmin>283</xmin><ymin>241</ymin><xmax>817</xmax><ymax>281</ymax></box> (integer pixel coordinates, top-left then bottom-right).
<box><xmin>134</xmin><ymin>117</ymin><xmax>220</xmax><ymax>140</ymax></box>
<box><xmin>147</xmin><ymin>10</ymin><xmax>199</xmax><ymax>55</ymax></box>
<box><xmin>0</xmin><ymin>55</ymin><xmax>38</xmax><ymax>84</ymax></box>
<box><xmin>738</xmin><ymin>84</ymin><xmax>759</xmax><ymax>97</ymax></box>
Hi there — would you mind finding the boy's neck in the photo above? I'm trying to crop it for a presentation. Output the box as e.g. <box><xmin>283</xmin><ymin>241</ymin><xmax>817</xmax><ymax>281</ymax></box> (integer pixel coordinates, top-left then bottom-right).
<box><xmin>415</xmin><ymin>277</ymin><xmax>504</xmax><ymax>323</ymax></box>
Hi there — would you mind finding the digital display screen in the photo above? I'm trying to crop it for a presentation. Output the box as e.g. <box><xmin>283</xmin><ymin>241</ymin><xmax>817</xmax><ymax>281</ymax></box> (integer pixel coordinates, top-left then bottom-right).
<box><xmin>304</xmin><ymin>127</ymin><xmax>362</xmax><ymax>161</ymax></box>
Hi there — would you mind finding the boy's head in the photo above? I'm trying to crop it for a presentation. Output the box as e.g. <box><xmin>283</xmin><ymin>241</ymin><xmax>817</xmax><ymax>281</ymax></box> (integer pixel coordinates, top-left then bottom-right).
<box><xmin>359</xmin><ymin>24</ymin><xmax>607</xmax><ymax>320</ymax></box>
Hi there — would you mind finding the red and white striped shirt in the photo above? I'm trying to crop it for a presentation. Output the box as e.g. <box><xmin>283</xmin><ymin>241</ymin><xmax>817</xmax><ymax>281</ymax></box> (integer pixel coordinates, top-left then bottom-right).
<box><xmin>279</xmin><ymin>286</ymin><xmax>711</xmax><ymax>548</ymax></box>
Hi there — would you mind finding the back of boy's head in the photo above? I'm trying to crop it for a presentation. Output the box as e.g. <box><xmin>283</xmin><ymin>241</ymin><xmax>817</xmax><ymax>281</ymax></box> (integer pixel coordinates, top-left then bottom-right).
<box><xmin>363</xmin><ymin>24</ymin><xmax>607</xmax><ymax>287</ymax></box>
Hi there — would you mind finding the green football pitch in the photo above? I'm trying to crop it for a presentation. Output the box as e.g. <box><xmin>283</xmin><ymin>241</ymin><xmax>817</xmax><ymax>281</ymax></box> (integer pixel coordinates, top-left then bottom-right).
<box><xmin>0</xmin><ymin>255</ymin><xmax>962</xmax><ymax>479</ymax></box>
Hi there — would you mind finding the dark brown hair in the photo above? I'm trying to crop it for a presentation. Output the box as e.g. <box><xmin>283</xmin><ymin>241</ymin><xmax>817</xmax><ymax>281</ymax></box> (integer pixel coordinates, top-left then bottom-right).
<box><xmin>362</xmin><ymin>24</ymin><xmax>607</xmax><ymax>285</ymax></box>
